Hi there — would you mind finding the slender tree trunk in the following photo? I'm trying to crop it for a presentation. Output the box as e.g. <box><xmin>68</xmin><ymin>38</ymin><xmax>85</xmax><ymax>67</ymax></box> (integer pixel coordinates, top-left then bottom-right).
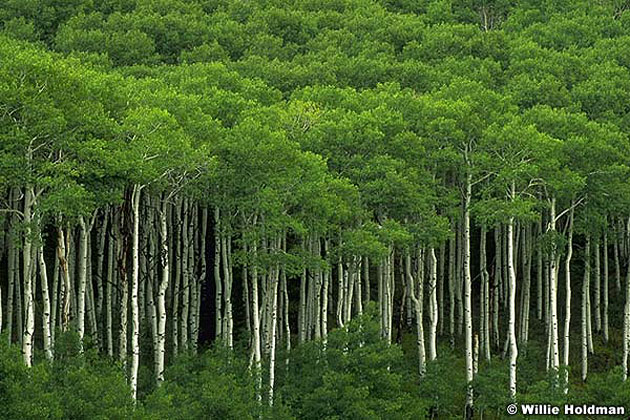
<box><xmin>563</xmin><ymin>206</ymin><xmax>574</xmax><ymax>392</ymax></box>
<box><xmin>428</xmin><ymin>247</ymin><xmax>438</xmax><ymax>361</ymax></box>
<box><xmin>408</xmin><ymin>248</ymin><xmax>425</xmax><ymax>377</ymax></box>
<box><xmin>106</xmin><ymin>209</ymin><xmax>115</xmax><ymax>357</ymax></box>
<box><xmin>336</xmin><ymin>250</ymin><xmax>344</xmax><ymax>329</ymax></box>
<box><xmin>22</xmin><ymin>186</ymin><xmax>35</xmax><ymax>367</ymax></box>
<box><xmin>480</xmin><ymin>225</ymin><xmax>491</xmax><ymax>361</ymax></box>
<box><xmin>582</xmin><ymin>234</ymin><xmax>591</xmax><ymax>382</ymax></box>
<box><xmin>77</xmin><ymin>216</ymin><xmax>89</xmax><ymax>344</ymax></box>
<box><xmin>96</xmin><ymin>211</ymin><xmax>108</xmax><ymax>347</ymax></box>
<box><xmin>130</xmin><ymin>184</ymin><xmax>143</xmax><ymax>400</ymax></box>
<box><xmin>548</xmin><ymin>198</ymin><xmax>560</xmax><ymax>384</ymax></box>
<box><xmin>268</xmin><ymin>237</ymin><xmax>280</xmax><ymax>407</ymax></box>
<box><xmin>507</xmin><ymin>183</ymin><xmax>519</xmax><ymax>398</ymax></box>
<box><xmin>614</xmin><ymin>230</ymin><xmax>621</xmax><ymax>292</ymax></box>
<box><xmin>38</xmin><ymin>242</ymin><xmax>53</xmax><ymax>362</ymax></box>
<box><xmin>493</xmin><ymin>226</ymin><xmax>501</xmax><ymax>350</ymax></box>
<box><xmin>463</xmin><ymin>172</ymin><xmax>474</xmax><ymax>414</ymax></box>
<box><xmin>223</xmin><ymin>233</ymin><xmax>234</xmax><ymax>348</ymax></box>
<box><xmin>117</xmin><ymin>208</ymin><xmax>129</xmax><ymax>367</ymax></box>
<box><xmin>213</xmin><ymin>206</ymin><xmax>222</xmax><ymax>341</ymax></box>
<box><xmin>243</xmin><ymin>244</ymin><xmax>251</xmax><ymax>338</ymax></box>
<box><xmin>156</xmin><ymin>196</ymin><xmax>170</xmax><ymax>384</ymax></box>
<box><xmin>250</xmin><ymin>216</ymin><xmax>262</xmax><ymax>404</ymax></box>
<box><xmin>300</xmin><ymin>240</ymin><xmax>308</xmax><ymax>341</ymax></box>
<box><xmin>180</xmin><ymin>199</ymin><xmax>189</xmax><ymax>351</ymax></box>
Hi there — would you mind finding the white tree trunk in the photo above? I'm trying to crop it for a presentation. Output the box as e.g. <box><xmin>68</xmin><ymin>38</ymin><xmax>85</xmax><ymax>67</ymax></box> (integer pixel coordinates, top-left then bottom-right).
<box><xmin>95</xmin><ymin>211</ymin><xmax>108</xmax><ymax>346</ymax></box>
<box><xmin>77</xmin><ymin>216</ymin><xmax>89</xmax><ymax>344</ymax></box>
<box><xmin>213</xmin><ymin>206</ymin><xmax>222</xmax><ymax>341</ymax></box>
<box><xmin>130</xmin><ymin>184</ymin><xmax>142</xmax><ymax>399</ymax></box>
<box><xmin>480</xmin><ymin>225</ymin><xmax>491</xmax><ymax>361</ymax></box>
<box><xmin>156</xmin><ymin>196</ymin><xmax>170</xmax><ymax>384</ymax></box>
<box><xmin>582</xmin><ymin>235</ymin><xmax>590</xmax><ymax>382</ymax></box>
<box><xmin>493</xmin><ymin>226</ymin><xmax>501</xmax><ymax>349</ymax></box>
<box><xmin>268</xmin><ymin>237</ymin><xmax>280</xmax><ymax>407</ymax></box>
<box><xmin>321</xmin><ymin>239</ymin><xmax>329</xmax><ymax>346</ymax></box>
<box><xmin>22</xmin><ymin>186</ymin><xmax>35</xmax><ymax>367</ymax></box>
<box><xmin>507</xmin><ymin>203</ymin><xmax>518</xmax><ymax>398</ymax></box>
<box><xmin>428</xmin><ymin>247</ymin><xmax>438</xmax><ymax>361</ymax></box>
<box><xmin>106</xmin><ymin>209</ymin><xmax>115</xmax><ymax>357</ymax></box>
<box><xmin>563</xmin><ymin>206</ymin><xmax>574</xmax><ymax>392</ymax></box>
<box><xmin>407</xmin><ymin>248</ymin><xmax>425</xmax><ymax>377</ymax></box>
<box><xmin>548</xmin><ymin>198</ymin><xmax>560</xmax><ymax>380</ymax></box>
<box><xmin>180</xmin><ymin>199</ymin><xmax>189</xmax><ymax>351</ymax></box>
<box><xmin>250</xmin><ymin>218</ymin><xmax>262</xmax><ymax>404</ymax></box>
<box><xmin>463</xmin><ymin>172</ymin><xmax>474</xmax><ymax>411</ymax></box>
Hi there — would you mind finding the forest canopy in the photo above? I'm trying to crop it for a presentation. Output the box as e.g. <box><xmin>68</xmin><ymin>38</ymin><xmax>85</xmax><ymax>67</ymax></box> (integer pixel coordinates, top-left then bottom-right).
<box><xmin>1</xmin><ymin>0</ymin><xmax>630</xmax><ymax>418</ymax></box>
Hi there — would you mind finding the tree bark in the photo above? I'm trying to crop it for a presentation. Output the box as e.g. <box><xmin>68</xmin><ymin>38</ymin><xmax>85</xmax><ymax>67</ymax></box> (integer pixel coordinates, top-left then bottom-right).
<box><xmin>463</xmin><ymin>171</ymin><xmax>474</xmax><ymax>412</ymax></box>
<box><xmin>130</xmin><ymin>184</ymin><xmax>143</xmax><ymax>400</ymax></box>
<box><xmin>428</xmin><ymin>247</ymin><xmax>438</xmax><ymax>361</ymax></box>
<box><xmin>507</xmin><ymin>183</ymin><xmax>518</xmax><ymax>398</ymax></box>
<box><xmin>582</xmin><ymin>234</ymin><xmax>590</xmax><ymax>382</ymax></box>
<box><xmin>22</xmin><ymin>186</ymin><xmax>35</xmax><ymax>367</ymax></box>
<box><xmin>563</xmin><ymin>206</ymin><xmax>574</xmax><ymax>392</ymax></box>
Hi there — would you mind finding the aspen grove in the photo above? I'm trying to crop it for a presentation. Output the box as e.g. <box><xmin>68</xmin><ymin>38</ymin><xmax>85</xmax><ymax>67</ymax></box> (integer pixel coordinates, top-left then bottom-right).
<box><xmin>2</xmin><ymin>0</ymin><xmax>630</xmax><ymax>418</ymax></box>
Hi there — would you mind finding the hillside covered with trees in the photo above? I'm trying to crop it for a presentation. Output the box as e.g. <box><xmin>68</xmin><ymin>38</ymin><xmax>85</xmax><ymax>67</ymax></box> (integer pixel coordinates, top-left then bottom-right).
<box><xmin>1</xmin><ymin>0</ymin><xmax>630</xmax><ymax>418</ymax></box>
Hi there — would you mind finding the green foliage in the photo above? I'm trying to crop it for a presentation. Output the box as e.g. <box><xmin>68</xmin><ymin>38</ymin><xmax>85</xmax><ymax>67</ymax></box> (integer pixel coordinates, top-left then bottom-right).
<box><xmin>0</xmin><ymin>331</ymin><xmax>136</xmax><ymax>420</ymax></box>
<box><xmin>144</xmin><ymin>347</ymin><xmax>266</xmax><ymax>420</ymax></box>
<box><xmin>282</xmin><ymin>305</ymin><xmax>428</xmax><ymax>419</ymax></box>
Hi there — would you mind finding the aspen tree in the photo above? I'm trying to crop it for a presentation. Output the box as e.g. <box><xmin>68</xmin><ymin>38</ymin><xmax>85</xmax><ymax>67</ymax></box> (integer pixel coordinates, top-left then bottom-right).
<box><xmin>130</xmin><ymin>184</ymin><xmax>143</xmax><ymax>400</ymax></box>
<box><xmin>407</xmin><ymin>247</ymin><xmax>425</xmax><ymax>377</ymax></box>
<box><xmin>582</xmin><ymin>235</ymin><xmax>590</xmax><ymax>382</ymax></box>
<box><xmin>493</xmin><ymin>226</ymin><xmax>501</xmax><ymax>349</ymax></box>
<box><xmin>77</xmin><ymin>215</ymin><xmax>89</xmax><ymax>344</ymax></box>
<box><xmin>156</xmin><ymin>195</ymin><xmax>170</xmax><ymax>383</ymax></box>
<box><xmin>480</xmin><ymin>225</ymin><xmax>491</xmax><ymax>360</ymax></box>
<box><xmin>507</xmin><ymin>183</ymin><xmax>518</xmax><ymax>398</ymax></box>
<box><xmin>106</xmin><ymin>208</ymin><xmax>115</xmax><ymax>357</ymax></box>
<box><xmin>449</xmin><ymin>233</ymin><xmax>456</xmax><ymax>347</ymax></box>
<box><xmin>179</xmin><ymin>199</ymin><xmax>189</xmax><ymax>351</ymax></box>
<box><xmin>22</xmin><ymin>186</ymin><xmax>35</xmax><ymax>367</ymax></box>
<box><xmin>37</xmin><ymin>237</ymin><xmax>53</xmax><ymax>362</ymax></box>
<box><xmin>563</xmin><ymin>206</ymin><xmax>574</xmax><ymax>392</ymax></box>
<box><xmin>214</xmin><ymin>206</ymin><xmax>222</xmax><ymax>340</ymax></box>
<box><xmin>547</xmin><ymin>197</ymin><xmax>560</xmax><ymax>380</ymax></box>
<box><xmin>250</xmin><ymin>216</ymin><xmax>262</xmax><ymax>403</ymax></box>
<box><xmin>268</xmin><ymin>236</ymin><xmax>280</xmax><ymax>407</ymax></box>
<box><xmin>428</xmin><ymin>246</ymin><xmax>438</xmax><ymax>361</ymax></box>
